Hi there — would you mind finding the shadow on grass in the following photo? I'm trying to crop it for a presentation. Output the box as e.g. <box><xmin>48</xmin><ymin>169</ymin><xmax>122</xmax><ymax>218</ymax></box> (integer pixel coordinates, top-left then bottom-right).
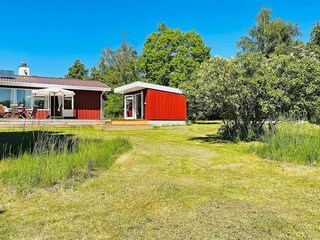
<box><xmin>0</xmin><ymin>131</ymin><xmax>78</xmax><ymax>160</ymax></box>
<box><xmin>189</xmin><ymin>134</ymin><xmax>233</xmax><ymax>144</ymax></box>
<box><xmin>0</xmin><ymin>209</ymin><xmax>6</xmax><ymax>214</ymax></box>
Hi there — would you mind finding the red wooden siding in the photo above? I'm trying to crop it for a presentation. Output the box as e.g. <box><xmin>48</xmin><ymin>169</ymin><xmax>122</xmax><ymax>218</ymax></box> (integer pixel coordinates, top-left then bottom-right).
<box><xmin>36</xmin><ymin>110</ymin><xmax>50</xmax><ymax>119</ymax></box>
<box><xmin>73</xmin><ymin>90</ymin><xmax>101</xmax><ymax>120</ymax></box>
<box><xmin>144</xmin><ymin>89</ymin><xmax>186</xmax><ymax>120</ymax></box>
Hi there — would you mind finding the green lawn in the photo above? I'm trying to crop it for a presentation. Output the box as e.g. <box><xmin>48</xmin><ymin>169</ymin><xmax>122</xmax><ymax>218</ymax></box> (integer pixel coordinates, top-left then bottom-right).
<box><xmin>1</xmin><ymin>124</ymin><xmax>320</xmax><ymax>239</ymax></box>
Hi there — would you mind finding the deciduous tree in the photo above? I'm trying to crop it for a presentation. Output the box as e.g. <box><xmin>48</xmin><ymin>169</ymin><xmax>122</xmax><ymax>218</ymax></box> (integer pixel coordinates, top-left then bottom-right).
<box><xmin>237</xmin><ymin>8</ymin><xmax>300</xmax><ymax>56</ymax></box>
<box><xmin>309</xmin><ymin>22</ymin><xmax>320</xmax><ymax>46</ymax></box>
<box><xmin>140</xmin><ymin>23</ymin><xmax>210</xmax><ymax>88</ymax></box>
<box><xmin>93</xmin><ymin>37</ymin><xmax>141</xmax><ymax>118</ymax></box>
<box><xmin>188</xmin><ymin>53</ymin><xmax>320</xmax><ymax>141</ymax></box>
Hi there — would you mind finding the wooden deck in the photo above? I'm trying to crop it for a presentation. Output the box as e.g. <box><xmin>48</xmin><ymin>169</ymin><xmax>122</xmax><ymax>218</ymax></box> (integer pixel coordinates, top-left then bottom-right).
<box><xmin>0</xmin><ymin>119</ymin><xmax>109</xmax><ymax>128</ymax></box>
<box><xmin>102</xmin><ymin>119</ymin><xmax>152</xmax><ymax>130</ymax></box>
<box><xmin>0</xmin><ymin>119</ymin><xmax>153</xmax><ymax>130</ymax></box>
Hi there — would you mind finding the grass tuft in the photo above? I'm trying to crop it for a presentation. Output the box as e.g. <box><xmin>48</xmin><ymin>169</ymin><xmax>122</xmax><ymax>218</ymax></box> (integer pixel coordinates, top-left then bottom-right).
<box><xmin>0</xmin><ymin>130</ymin><xmax>131</xmax><ymax>190</ymax></box>
<box><xmin>251</xmin><ymin>123</ymin><xmax>320</xmax><ymax>165</ymax></box>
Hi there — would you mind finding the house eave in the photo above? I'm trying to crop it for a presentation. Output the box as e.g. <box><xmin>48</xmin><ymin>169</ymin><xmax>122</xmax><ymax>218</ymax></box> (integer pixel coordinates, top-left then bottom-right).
<box><xmin>0</xmin><ymin>80</ymin><xmax>111</xmax><ymax>92</ymax></box>
<box><xmin>114</xmin><ymin>81</ymin><xmax>183</xmax><ymax>94</ymax></box>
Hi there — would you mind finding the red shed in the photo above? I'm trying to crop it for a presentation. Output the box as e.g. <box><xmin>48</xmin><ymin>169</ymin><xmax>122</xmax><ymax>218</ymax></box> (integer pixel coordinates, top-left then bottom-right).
<box><xmin>114</xmin><ymin>81</ymin><xmax>186</xmax><ymax>126</ymax></box>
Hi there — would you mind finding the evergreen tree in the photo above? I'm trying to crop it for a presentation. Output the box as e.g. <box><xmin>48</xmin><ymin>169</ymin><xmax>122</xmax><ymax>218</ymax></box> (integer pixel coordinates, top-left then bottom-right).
<box><xmin>65</xmin><ymin>60</ymin><xmax>89</xmax><ymax>79</ymax></box>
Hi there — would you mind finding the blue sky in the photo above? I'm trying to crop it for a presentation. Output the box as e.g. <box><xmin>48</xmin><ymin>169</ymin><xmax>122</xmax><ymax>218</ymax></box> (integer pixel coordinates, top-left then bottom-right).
<box><xmin>0</xmin><ymin>0</ymin><xmax>319</xmax><ymax>77</ymax></box>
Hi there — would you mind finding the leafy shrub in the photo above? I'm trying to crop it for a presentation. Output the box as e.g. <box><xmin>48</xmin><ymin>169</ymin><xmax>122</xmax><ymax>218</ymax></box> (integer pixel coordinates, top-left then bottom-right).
<box><xmin>104</xmin><ymin>93</ymin><xmax>123</xmax><ymax>119</ymax></box>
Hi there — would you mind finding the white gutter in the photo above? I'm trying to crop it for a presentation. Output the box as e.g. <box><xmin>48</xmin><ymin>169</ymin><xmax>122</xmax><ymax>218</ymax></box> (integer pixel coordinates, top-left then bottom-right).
<box><xmin>100</xmin><ymin>91</ymin><xmax>105</xmax><ymax>120</ymax></box>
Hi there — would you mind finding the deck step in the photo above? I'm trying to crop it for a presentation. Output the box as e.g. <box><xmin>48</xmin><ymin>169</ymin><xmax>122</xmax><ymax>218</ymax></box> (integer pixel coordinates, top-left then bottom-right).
<box><xmin>100</xmin><ymin>124</ymin><xmax>153</xmax><ymax>131</ymax></box>
<box><xmin>111</xmin><ymin>119</ymin><xmax>149</xmax><ymax>125</ymax></box>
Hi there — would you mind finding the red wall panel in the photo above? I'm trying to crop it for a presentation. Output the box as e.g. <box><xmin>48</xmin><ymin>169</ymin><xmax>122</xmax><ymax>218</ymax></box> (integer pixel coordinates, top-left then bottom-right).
<box><xmin>73</xmin><ymin>90</ymin><xmax>101</xmax><ymax>120</ymax></box>
<box><xmin>144</xmin><ymin>89</ymin><xmax>186</xmax><ymax>120</ymax></box>
<box><xmin>35</xmin><ymin>110</ymin><xmax>50</xmax><ymax>119</ymax></box>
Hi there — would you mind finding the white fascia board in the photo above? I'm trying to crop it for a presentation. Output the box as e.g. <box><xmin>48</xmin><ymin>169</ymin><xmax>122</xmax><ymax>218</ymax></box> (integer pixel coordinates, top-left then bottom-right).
<box><xmin>114</xmin><ymin>81</ymin><xmax>182</xmax><ymax>94</ymax></box>
<box><xmin>0</xmin><ymin>81</ymin><xmax>111</xmax><ymax>92</ymax></box>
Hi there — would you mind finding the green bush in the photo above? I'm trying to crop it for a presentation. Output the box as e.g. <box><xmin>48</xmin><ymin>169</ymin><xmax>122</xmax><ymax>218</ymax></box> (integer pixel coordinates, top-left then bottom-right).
<box><xmin>104</xmin><ymin>93</ymin><xmax>123</xmax><ymax>119</ymax></box>
<box><xmin>218</xmin><ymin>121</ymin><xmax>264</xmax><ymax>142</ymax></box>
<box><xmin>251</xmin><ymin>124</ymin><xmax>320</xmax><ymax>165</ymax></box>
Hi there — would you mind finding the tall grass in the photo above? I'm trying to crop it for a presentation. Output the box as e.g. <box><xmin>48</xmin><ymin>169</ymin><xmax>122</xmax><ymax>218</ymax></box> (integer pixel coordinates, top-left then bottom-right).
<box><xmin>0</xmin><ymin>131</ymin><xmax>131</xmax><ymax>190</ymax></box>
<box><xmin>251</xmin><ymin>124</ymin><xmax>320</xmax><ymax>165</ymax></box>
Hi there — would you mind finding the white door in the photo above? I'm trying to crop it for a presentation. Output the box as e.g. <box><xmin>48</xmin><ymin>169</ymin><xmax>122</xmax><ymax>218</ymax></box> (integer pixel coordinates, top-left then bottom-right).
<box><xmin>63</xmin><ymin>96</ymin><xmax>74</xmax><ymax>118</ymax></box>
<box><xmin>124</xmin><ymin>95</ymin><xmax>134</xmax><ymax>119</ymax></box>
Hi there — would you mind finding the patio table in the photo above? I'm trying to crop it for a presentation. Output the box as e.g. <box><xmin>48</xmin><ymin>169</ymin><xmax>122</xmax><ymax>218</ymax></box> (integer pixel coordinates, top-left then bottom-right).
<box><xmin>7</xmin><ymin>107</ymin><xmax>30</xmax><ymax>118</ymax></box>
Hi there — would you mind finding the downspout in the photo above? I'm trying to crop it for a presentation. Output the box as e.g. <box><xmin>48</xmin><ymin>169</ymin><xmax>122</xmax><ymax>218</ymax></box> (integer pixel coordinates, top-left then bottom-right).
<box><xmin>100</xmin><ymin>91</ymin><xmax>105</xmax><ymax>120</ymax></box>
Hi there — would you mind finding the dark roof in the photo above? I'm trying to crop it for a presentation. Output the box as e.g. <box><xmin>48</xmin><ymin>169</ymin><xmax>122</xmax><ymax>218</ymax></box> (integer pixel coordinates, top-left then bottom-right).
<box><xmin>0</xmin><ymin>75</ymin><xmax>110</xmax><ymax>91</ymax></box>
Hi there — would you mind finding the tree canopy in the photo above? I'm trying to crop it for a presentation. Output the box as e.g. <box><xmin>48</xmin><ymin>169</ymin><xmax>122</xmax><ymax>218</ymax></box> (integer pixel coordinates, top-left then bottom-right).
<box><xmin>237</xmin><ymin>8</ymin><xmax>300</xmax><ymax>56</ymax></box>
<box><xmin>309</xmin><ymin>22</ymin><xmax>320</xmax><ymax>46</ymax></box>
<box><xmin>187</xmin><ymin>53</ymin><xmax>320</xmax><ymax>141</ymax></box>
<box><xmin>96</xmin><ymin>38</ymin><xmax>141</xmax><ymax>88</ymax></box>
<box><xmin>65</xmin><ymin>60</ymin><xmax>89</xmax><ymax>79</ymax></box>
<box><xmin>93</xmin><ymin>37</ymin><xmax>141</xmax><ymax>118</ymax></box>
<box><xmin>139</xmin><ymin>23</ymin><xmax>210</xmax><ymax>88</ymax></box>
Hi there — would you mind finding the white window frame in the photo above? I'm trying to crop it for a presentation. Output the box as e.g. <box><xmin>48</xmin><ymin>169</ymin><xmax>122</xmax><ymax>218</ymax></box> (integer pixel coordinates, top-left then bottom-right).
<box><xmin>0</xmin><ymin>87</ymin><xmax>36</xmax><ymax>109</ymax></box>
<box><xmin>124</xmin><ymin>95</ymin><xmax>134</xmax><ymax>119</ymax></box>
<box><xmin>62</xmin><ymin>96</ymin><xmax>74</xmax><ymax>117</ymax></box>
<box><xmin>33</xmin><ymin>95</ymin><xmax>50</xmax><ymax>110</ymax></box>
<box><xmin>124</xmin><ymin>92</ymin><xmax>144</xmax><ymax>120</ymax></box>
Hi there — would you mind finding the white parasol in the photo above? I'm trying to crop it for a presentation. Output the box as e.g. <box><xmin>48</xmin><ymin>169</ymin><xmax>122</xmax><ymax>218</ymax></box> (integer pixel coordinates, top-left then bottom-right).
<box><xmin>32</xmin><ymin>87</ymin><xmax>75</xmax><ymax>118</ymax></box>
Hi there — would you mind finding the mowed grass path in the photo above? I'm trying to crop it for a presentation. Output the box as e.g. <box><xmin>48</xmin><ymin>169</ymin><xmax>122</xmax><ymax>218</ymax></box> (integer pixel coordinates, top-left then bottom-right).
<box><xmin>1</xmin><ymin>124</ymin><xmax>320</xmax><ymax>239</ymax></box>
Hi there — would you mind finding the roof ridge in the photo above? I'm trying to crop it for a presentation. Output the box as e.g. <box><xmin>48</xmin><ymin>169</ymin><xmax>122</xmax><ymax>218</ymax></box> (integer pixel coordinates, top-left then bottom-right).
<box><xmin>16</xmin><ymin>75</ymin><xmax>99</xmax><ymax>82</ymax></box>
<box><xmin>0</xmin><ymin>75</ymin><xmax>110</xmax><ymax>91</ymax></box>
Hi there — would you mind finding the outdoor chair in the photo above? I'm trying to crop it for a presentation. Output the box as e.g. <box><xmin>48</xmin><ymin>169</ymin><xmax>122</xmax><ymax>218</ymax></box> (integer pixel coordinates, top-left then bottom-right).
<box><xmin>27</xmin><ymin>106</ymin><xmax>38</xmax><ymax>119</ymax></box>
<box><xmin>0</xmin><ymin>105</ymin><xmax>6</xmax><ymax>118</ymax></box>
<box><xmin>10</xmin><ymin>105</ymin><xmax>19</xmax><ymax>118</ymax></box>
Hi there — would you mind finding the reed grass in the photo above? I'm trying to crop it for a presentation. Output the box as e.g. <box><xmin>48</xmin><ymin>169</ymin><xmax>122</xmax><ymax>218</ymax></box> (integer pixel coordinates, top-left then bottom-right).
<box><xmin>0</xmin><ymin>130</ymin><xmax>131</xmax><ymax>190</ymax></box>
<box><xmin>251</xmin><ymin>123</ymin><xmax>320</xmax><ymax>165</ymax></box>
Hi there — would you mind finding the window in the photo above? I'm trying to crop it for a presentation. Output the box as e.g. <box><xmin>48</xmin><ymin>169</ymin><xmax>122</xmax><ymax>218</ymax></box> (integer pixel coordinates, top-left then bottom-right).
<box><xmin>0</xmin><ymin>89</ymin><xmax>11</xmax><ymax>107</ymax></box>
<box><xmin>33</xmin><ymin>96</ymin><xmax>49</xmax><ymax>109</ymax></box>
<box><xmin>64</xmin><ymin>97</ymin><xmax>73</xmax><ymax>110</ymax></box>
<box><xmin>17</xmin><ymin>90</ymin><xmax>32</xmax><ymax>108</ymax></box>
<box><xmin>0</xmin><ymin>88</ymin><xmax>34</xmax><ymax>108</ymax></box>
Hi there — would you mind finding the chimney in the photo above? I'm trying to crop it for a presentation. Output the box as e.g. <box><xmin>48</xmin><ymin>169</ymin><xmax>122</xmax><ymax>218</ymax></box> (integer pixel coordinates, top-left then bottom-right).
<box><xmin>18</xmin><ymin>61</ymin><xmax>30</xmax><ymax>76</ymax></box>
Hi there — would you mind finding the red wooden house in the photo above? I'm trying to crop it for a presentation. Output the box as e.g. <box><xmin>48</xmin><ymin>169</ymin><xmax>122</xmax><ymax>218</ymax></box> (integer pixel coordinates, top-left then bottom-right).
<box><xmin>114</xmin><ymin>81</ymin><xmax>187</xmax><ymax>126</ymax></box>
<box><xmin>0</xmin><ymin>62</ymin><xmax>110</xmax><ymax>119</ymax></box>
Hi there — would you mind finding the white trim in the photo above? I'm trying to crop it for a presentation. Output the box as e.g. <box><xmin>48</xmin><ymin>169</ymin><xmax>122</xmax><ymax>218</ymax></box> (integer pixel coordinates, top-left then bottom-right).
<box><xmin>124</xmin><ymin>92</ymin><xmax>144</xmax><ymax>120</ymax></box>
<box><xmin>114</xmin><ymin>81</ymin><xmax>182</xmax><ymax>94</ymax></box>
<box><xmin>33</xmin><ymin>95</ymin><xmax>50</xmax><ymax>110</ymax></box>
<box><xmin>141</xmin><ymin>90</ymin><xmax>144</xmax><ymax>119</ymax></box>
<box><xmin>124</xmin><ymin>95</ymin><xmax>134</xmax><ymax>119</ymax></box>
<box><xmin>100</xmin><ymin>91</ymin><xmax>105</xmax><ymax>120</ymax></box>
<box><xmin>0</xmin><ymin>80</ymin><xmax>111</xmax><ymax>92</ymax></box>
<box><xmin>63</xmin><ymin>96</ymin><xmax>74</xmax><ymax>118</ymax></box>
